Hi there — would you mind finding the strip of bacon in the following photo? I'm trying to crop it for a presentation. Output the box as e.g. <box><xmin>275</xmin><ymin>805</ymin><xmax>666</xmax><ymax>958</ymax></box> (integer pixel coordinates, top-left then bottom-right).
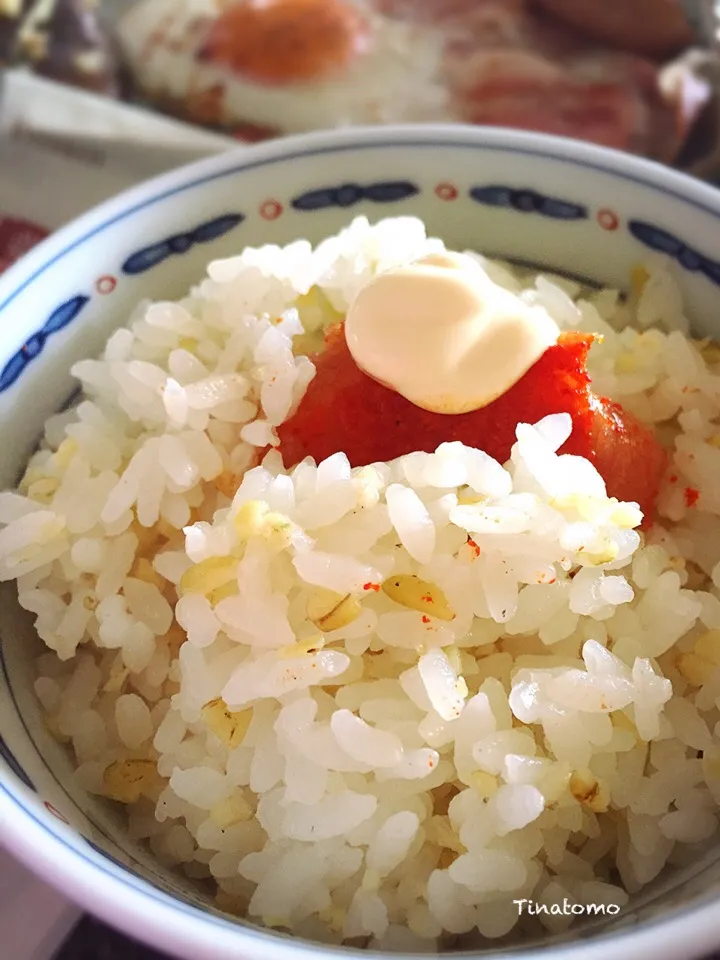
<box><xmin>529</xmin><ymin>0</ymin><xmax>696</xmax><ymax>59</ymax></box>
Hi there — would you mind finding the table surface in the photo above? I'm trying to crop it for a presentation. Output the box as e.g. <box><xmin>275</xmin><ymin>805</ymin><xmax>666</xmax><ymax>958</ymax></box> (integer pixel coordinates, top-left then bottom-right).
<box><xmin>57</xmin><ymin>918</ymin><xmax>168</xmax><ymax>960</ymax></box>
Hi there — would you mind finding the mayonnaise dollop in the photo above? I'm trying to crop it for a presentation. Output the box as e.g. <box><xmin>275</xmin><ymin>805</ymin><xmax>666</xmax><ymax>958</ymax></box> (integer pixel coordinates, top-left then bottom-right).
<box><xmin>344</xmin><ymin>252</ymin><xmax>560</xmax><ymax>415</ymax></box>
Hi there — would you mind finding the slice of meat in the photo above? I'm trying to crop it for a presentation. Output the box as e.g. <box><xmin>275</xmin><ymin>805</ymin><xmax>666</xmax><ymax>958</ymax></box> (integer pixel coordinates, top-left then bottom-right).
<box><xmin>448</xmin><ymin>43</ymin><xmax>700</xmax><ymax>161</ymax></box>
<box><xmin>197</xmin><ymin>0</ymin><xmax>372</xmax><ymax>86</ymax></box>
<box><xmin>277</xmin><ymin>326</ymin><xmax>666</xmax><ymax>523</ymax></box>
<box><xmin>230</xmin><ymin>121</ymin><xmax>282</xmax><ymax>143</ymax></box>
<box><xmin>0</xmin><ymin>217</ymin><xmax>48</xmax><ymax>275</ymax></box>
<box><xmin>529</xmin><ymin>0</ymin><xmax>696</xmax><ymax>59</ymax></box>
<box><xmin>455</xmin><ymin>67</ymin><xmax>641</xmax><ymax>153</ymax></box>
<box><xmin>566</xmin><ymin>52</ymin><xmax>706</xmax><ymax>164</ymax></box>
<box><xmin>377</xmin><ymin>0</ymin><xmax>528</xmax><ymax>42</ymax></box>
<box><xmin>428</xmin><ymin>0</ymin><xmax>696</xmax><ymax>161</ymax></box>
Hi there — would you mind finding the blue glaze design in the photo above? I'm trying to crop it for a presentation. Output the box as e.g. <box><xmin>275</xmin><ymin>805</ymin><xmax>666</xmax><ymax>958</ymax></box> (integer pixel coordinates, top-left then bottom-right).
<box><xmin>0</xmin><ymin>214</ymin><xmax>244</xmax><ymax>393</ymax></box>
<box><xmin>122</xmin><ymin>213</ymin><xmax>244</xmax><ymax>276</ymax></box>
<box><xmin>629</xmin><ymin>220</ymin><xmax>720</xmax><ymax>287</ymax></box>
<box><xmin>124</xmin><ymin>241</ymin><xmax>174</xmax><ymax>275</ymax></box>
<box><xmin>191</xmin><ymin>214</ymin><xmax>246</xmax><ymax>243</ymax></box>
<box><xmin>0</xmin><ymin>295</ymin><xmax>89</xmax><ymax>393</ymax></box>
<box><xmin>291</xmin><ymin>180</ymin><xmax>419</xmax><ymax>211</ymax></box>
<box><xmin>0</xmin><ymin>354</ymin><xmax>26</xmax><ymax>392</ymax></box>
<box><xmin>85</xmin><ymin>840</ymin><xmax>215</xmax><ymax>911</ymax></box>
<box><xmin>42</xmin><ymin>296</ymin><xmax>89</xmax><ymax>334</ymax></box>
<box><xmin>629</xmin><ymin>220</ymin><xmax>680</xmax><ymax>255</ymax></box>
<box><xmin>0</xmin><ymin>736</ymin><xmax>34</xmax><ymax>791</ymax></box>
<box><xmin>84</xmin><ymin>840</ymin><xmax>168</xmax><ymax>888</ymax></box>
<box><xmin>470</xmin><ymin>185</ymin><xmax>588</xmax><ymax>220</ymax></box>
<box><xmin>86</xmin><ymin>841</ymin><xmax>133</xmax><ymax>873</ymax></box>
<box><xmin>702</xmin><ymin>261</ymin><xmax>720</xmax><ymax>286</ymax></box>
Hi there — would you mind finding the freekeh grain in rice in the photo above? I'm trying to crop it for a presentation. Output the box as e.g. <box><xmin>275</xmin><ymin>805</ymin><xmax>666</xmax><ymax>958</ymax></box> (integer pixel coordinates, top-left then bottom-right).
<box><xmin>3</xmin><ymin>216</ymin><xmax>720</xmax><ymax>947</ymax></box>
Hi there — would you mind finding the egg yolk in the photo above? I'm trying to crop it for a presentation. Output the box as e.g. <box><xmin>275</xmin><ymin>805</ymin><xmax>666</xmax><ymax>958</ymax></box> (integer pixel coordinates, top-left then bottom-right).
<box><xmin>198</xmin><ymin>0</ymin><xmax>372</xmax><ymax>86</ymax></box>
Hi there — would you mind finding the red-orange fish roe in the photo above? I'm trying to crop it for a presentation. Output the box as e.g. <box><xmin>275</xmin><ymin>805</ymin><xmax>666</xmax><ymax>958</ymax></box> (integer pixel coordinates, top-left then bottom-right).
<box><xmin>685</xmin><ymin>487</ymin><xmax>700</xmax><ymax>508</ymax></box>
<box><xmin>198</xmin><ymin>0</ymin><xmax>370</xmax><ymax>86</ymax></box>
<box><xmin>277</xmin><ymin>324</ymin><xmax>667</xmax><ymax>524</ymax></box>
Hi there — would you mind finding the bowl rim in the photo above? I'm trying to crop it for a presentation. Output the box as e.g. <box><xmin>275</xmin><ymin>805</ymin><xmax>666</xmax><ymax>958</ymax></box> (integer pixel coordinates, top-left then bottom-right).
<box><xmin>2</xmin><ymin>123</ymin><xmax>720</xmax><ymax>960</ymax></box>
<box><xmin>3</xmin><ymin>121</ymin><xmax>720</xmax><ymax>320</ymax></box>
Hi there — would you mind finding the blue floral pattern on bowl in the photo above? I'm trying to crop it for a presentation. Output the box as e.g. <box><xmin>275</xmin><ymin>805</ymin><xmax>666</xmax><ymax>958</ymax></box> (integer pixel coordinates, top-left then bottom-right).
<box><xmin>629</xmin><ymin>220</ymin><xmax>720</xmax><ymax>286</ymax></box>
<box><xmin>0</xmin><ymin>735</ymin><xmax>34</xmax><ymax>791</ymax></box>
<box><xmin>122</xmin><ymin>213</ymin><xmax>245</xmax><ymax>276</ymax></box>
<box><xmin>0</xmin><ymin>295</ymin><xmax>89</xmax><ymax>393</ymax></box>
<box><xmin>291</xmin><ymin>180</ymin><xmax>419</xmax><ymax>211</ymax></box>
<box><xmin>470</xmin><ymin>184</ymin><xmax>588</xmax><ymax>220</ymax></box>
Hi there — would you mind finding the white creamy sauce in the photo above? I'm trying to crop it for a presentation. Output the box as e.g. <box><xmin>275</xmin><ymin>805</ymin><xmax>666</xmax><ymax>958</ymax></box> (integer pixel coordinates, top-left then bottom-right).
<box><xmin>344</xmin><ymin>252</ymin><xmax>561</xmax><ymax>414</ymax></box>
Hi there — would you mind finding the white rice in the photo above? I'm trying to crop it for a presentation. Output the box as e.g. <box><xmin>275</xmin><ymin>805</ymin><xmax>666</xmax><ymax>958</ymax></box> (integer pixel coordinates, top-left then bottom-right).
<box><xmin>3</xmin><ymin>216</ymin><xmax>720</xmax><ymax>948</ymax></box>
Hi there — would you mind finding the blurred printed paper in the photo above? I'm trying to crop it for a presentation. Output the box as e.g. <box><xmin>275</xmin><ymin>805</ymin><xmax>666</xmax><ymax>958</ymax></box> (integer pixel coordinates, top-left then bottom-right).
<box><xmin>0</xmin><ymin>69</ymin><xmax>235</xmax><ymax>230</ymax></box>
